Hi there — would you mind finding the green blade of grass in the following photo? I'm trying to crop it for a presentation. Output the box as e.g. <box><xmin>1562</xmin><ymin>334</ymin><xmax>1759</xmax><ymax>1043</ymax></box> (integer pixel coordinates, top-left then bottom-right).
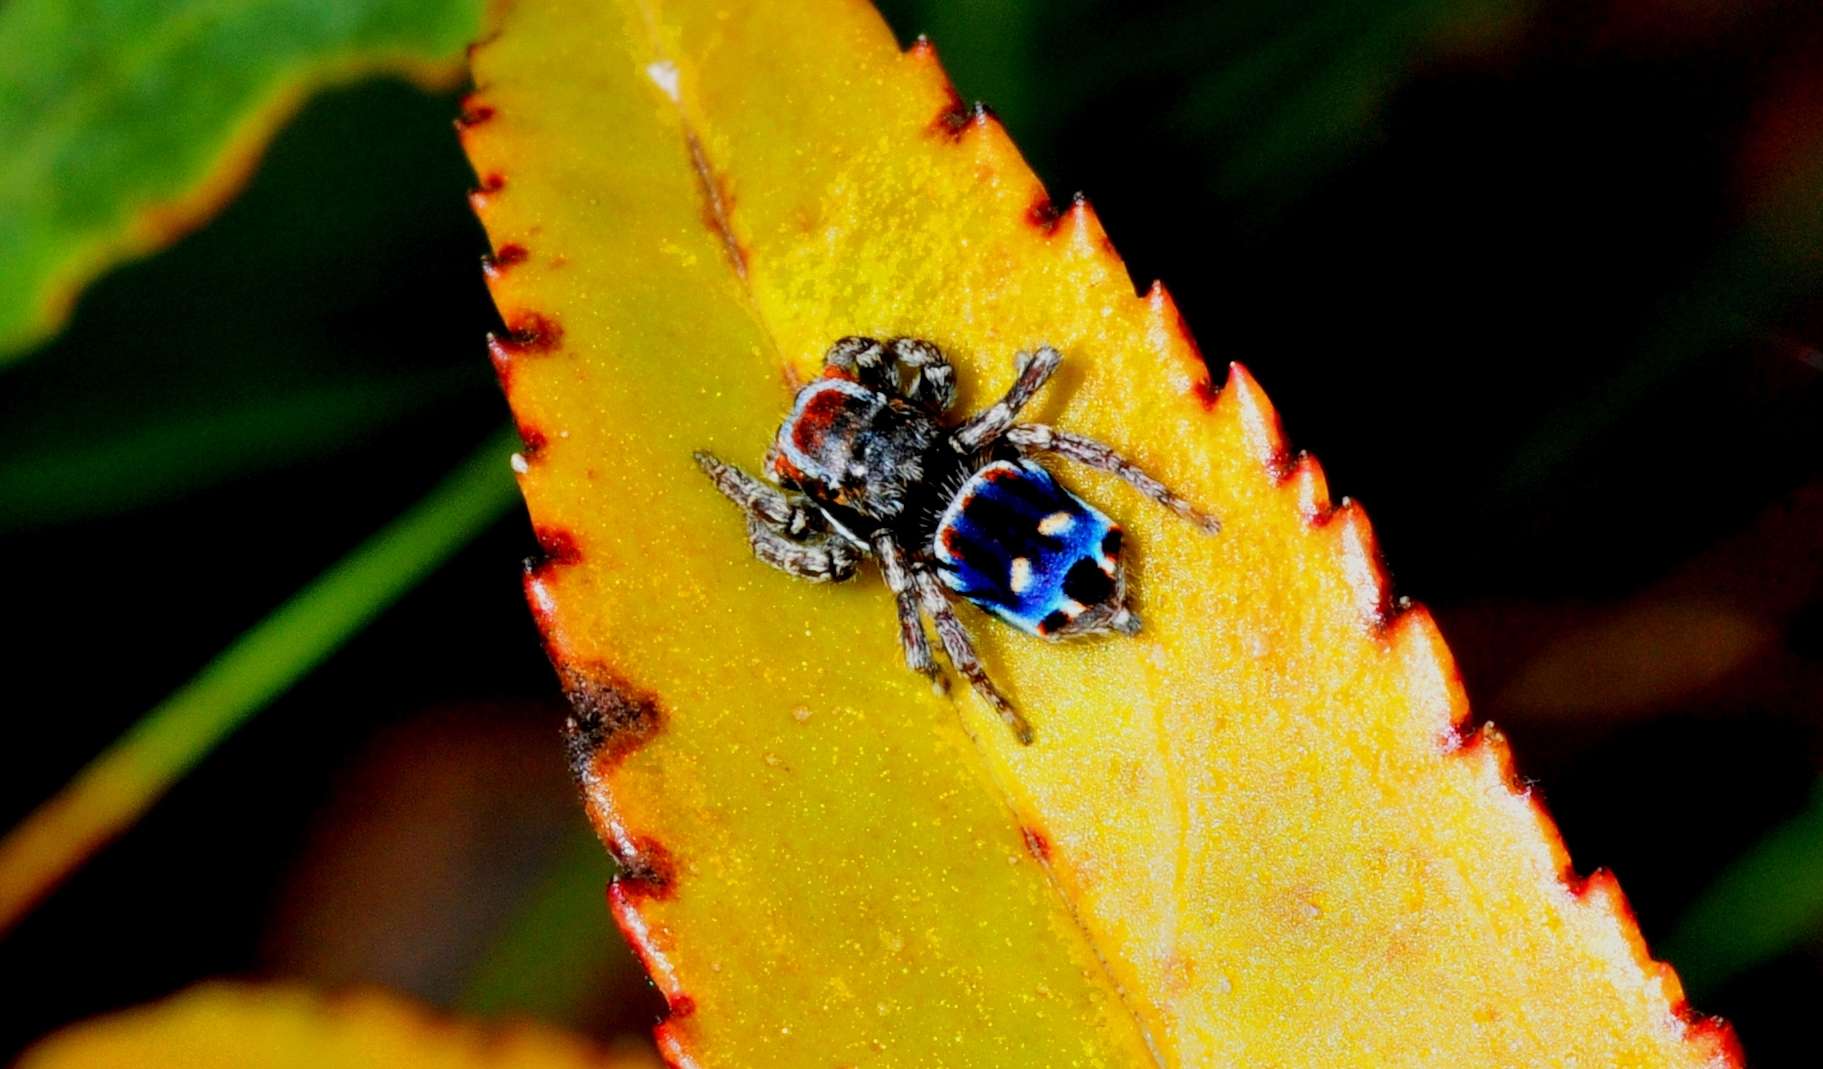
<box><xmin>1664</xmin><ymin>781</ymin><xmax>1823</xmax><ymax>997</ymax></box>
<box><xmin>0</xmin><ymin>425</ymin><xmax>521</xmax><ymax>935</ymax></box>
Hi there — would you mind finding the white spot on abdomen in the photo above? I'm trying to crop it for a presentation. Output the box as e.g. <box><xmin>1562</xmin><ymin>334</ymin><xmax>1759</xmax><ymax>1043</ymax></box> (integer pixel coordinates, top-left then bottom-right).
<box><xmin>1009</xmin><ymin>557</ymin><xmax>1034</xmax><ymax>594</ymax></box>
<box><xmin>1037</xmin><ymin>511</ymin><xmax>1074</xmax><ymax>536</ymax></box>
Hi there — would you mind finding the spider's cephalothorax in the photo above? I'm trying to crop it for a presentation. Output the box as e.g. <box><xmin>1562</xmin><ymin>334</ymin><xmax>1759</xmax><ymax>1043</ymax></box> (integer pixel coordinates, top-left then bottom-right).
<box><xmin>695</xmin><ymin>336</ymin><xmax>1221</xmax><ymax>743</ymax></box>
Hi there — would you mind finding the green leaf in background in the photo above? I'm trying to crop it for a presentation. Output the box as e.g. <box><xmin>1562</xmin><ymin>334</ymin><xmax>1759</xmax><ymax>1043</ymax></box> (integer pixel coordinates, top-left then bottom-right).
<box><xmin>1667</xmin><ymin>782</ymin><xmax>1823</xmax><ymax>998</ymax></box>
<box><xmin>0</xmin><ymin>0</ymin><xmax>485</xmax><ymax>358</ymax></box>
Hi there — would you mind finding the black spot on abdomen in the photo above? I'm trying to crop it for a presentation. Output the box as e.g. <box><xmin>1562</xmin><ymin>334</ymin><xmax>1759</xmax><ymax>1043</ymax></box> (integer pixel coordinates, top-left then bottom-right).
<box><xmin>1062</xmin><ymin>557</ymin><xmax>1115</xmax><ymax>606</ymax></box>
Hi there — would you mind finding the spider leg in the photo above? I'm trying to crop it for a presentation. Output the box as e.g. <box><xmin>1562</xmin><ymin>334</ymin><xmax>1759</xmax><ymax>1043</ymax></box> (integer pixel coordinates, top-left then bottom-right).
<box><xmin>693</xmin><ymin>450</ymin><xmax>820</xmax><ymax>537</ymax></box>
<box><xmin>1003</xmin><ymin>424</ymin><xmax>1222</xmax><ymax>534</ymax></box>
<box><xmin>887</xmin><ymin>337</ymin><xmax>956</xmax><ymax>413</ymax></box>
<box><xmin>950</xmin><ymin>345</ymin><xmax>1062</xmax><ymax>452</ymax></box>
<box><xmin>695</xmin><ymin>450</ymin><xmax>861</xmax><ymax>580</ymax></box>
<box><xmin>822</xmin><ymin>336</ymin><xmax>893</xmax><ymax>392</ymax></box>
<box><xmin>870</xmin><ymin>530</ymin><xmax>944</xmax><ymax>691</ymax></box>
<box><xmin>911</xmin><ymin>565</ymin><xmax>1034</xmax><ymax>744</ymax></box>
<box><xmin>745</xmin><ymin>516</ymin><xmax>860</xmax><ymax>582</ymax></box>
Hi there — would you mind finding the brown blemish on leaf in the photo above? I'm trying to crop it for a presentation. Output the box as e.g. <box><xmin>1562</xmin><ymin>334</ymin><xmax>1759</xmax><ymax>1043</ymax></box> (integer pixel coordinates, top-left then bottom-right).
<box><xmin>928</xmin><ymin>91</ymin><xmax>996</xmax><ymax>143</ymax></box>
<box><xmin>1565</xmin><ymin>866</ymin><xmax>1615</xmax><ymax>903</ymax></box>
<box><xmin>533</xmin><ymin>525</ymin><xmax>582</xmax><ymax>565</ymax></box>
<box><xmin>930</xmin><ymin>91</ymin><xmax>970</xmax><ymax>140</ymax></box>
<box><xmin>560</xmin><ymin>665</ymin><xmax>663</xmax><ymax>781</ymax></box>
<box><xmin>516</xmin><ymin>423</ymin><xmax>548</xmax><ymax>458</ymax></box>
<box><xmin>1026</xmin><ymin>191</ymin><xmax>1085</xmax><ymax>236</ymax></box>
<box><xmin>487</xmin><ymin>312</ymin><xmax>563</xmax><ymax>391</ymax></box>
<box><xmin>1447</xmin><ymin>720</ymin><xmax>1497</xmax><ymax>760</ymax></box>
<box><xmin>683</xmin><ymin>131</ymin><xmax>749</xmax><ymax>280</ymax></box>
<box><xmin>482</xmin><ymin>242</ymin><xmax>528</xmax><ymax>279</ymax></box>
<box><xmin>613</xmin><ymin>836</ymin><xmax>678</xmax><ymax>898</ymax></box>
<box><xmin>503</xmin><ymin>310</ymin><xmax>562</xmax><ymax>352</ymax></box>
<box><xmin>455</xmin><ymin>96</ymin><xmax>496</xmax><ymax>129</ymax></box>
<box><xmin>1020</xmin><ymin>826</ymin><xmax>1051</xmax><ymax>862</ymax></box>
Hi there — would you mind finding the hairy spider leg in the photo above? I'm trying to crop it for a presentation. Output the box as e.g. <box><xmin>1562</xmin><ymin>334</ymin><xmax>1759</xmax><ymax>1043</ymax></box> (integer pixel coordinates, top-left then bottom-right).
<box><xmin>950</xmin><ymin>345</ymin><xmax>1063</xmax><ymax>452</ymax></box>
<box><xmin>821</xmin><ymin>335</ymin><xmax>890</xmax><ymax>388</ymax></box>
<box><xmin>911</xmin><ymin>565</ymin><xmax>1034</xmax><ymax>744</ymax></box>
<box><xmin>694</xmin><ymin>450</ymin><xmax>863</xmax><ymax>582</ymax></box>
<box><xmin>886</xmin><ymin>337</ymin><xmax>956</xmax><ymax>413</ymax></box>
<box><xmin>1003</xmin><ymin>424</ymin><xmax>1222</xmax><ymax>534</ymax></box>
<box><xmin>745</xmin><ymin>516</ymin><xmax>861</xmax><ymax>582</ymax></box>
<box><xmin>870</xmin><ymin>529</ymin><xmax>944</xmax><ymax>689</ymax></box>
<box><xmin>694</xmin><ymin>450</ymin><xmax>820</xmax><ymax>537</ymax></box>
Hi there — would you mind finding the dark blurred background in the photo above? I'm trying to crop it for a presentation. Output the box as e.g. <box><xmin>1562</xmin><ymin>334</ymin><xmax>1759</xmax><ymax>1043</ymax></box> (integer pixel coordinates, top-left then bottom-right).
<box><xmin>2</xmin><ymin>0</ymin><xmax>1819</xmax><ymax>1063</ymax></box>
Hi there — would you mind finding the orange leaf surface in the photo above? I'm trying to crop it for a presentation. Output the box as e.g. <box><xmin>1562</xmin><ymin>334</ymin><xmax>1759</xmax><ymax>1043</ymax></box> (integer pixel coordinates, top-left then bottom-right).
<box><xmin>462</xmin><ymin>1</ymin><xmax>1741</xmax><ymax>1065</ymax></box>
<box><xmin>15</xmin><ymin>982</ymin><xmax>658</xmax><ymax>1069</ymax></box>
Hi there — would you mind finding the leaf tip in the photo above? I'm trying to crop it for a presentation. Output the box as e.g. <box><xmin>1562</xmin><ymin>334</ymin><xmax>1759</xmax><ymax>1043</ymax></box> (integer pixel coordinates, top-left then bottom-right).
<box><xmin>1138</xmin><ymin>280</ymin><xmax>1217</xmax><ymax>409</ymax></box>
<box><xmin>1330</xmin><ymin>498</ymin><xmax>1396</xmax><ymax>629</ymax></box>
<box><xmin>1282</xmin><ymin>449</ymin><xmax>1332</xmax><ymax>521</ymax></box>
<box><xmin>1222</xmin><ymin>362</ymin><xmax>1293</xmax><ymax>476</ymax></box>
<box><xmin>1384</xmin><ymin>601</ymin><xmax>1472</xmax><ymax>744</ymax></box>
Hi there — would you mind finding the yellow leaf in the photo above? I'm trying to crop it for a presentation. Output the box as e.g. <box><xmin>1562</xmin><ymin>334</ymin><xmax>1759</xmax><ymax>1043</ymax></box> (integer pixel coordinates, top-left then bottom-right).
<box><xmin>15</xmin><ymin>982</ymin><xmax>659</xmax><ymax>1069</ymax></box>
<box><xmin>462</xmin><ymin>1</ymin><xmax>1742</xmax><ymax>1065</ymax></box>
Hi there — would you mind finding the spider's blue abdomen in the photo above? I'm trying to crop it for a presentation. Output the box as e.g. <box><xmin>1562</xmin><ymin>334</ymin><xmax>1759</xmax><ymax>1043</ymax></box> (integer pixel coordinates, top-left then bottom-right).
<box><xmin>932</xmin><ymin>459</ymin><xmax>1128</xmax><ymax>638</ymax></box>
